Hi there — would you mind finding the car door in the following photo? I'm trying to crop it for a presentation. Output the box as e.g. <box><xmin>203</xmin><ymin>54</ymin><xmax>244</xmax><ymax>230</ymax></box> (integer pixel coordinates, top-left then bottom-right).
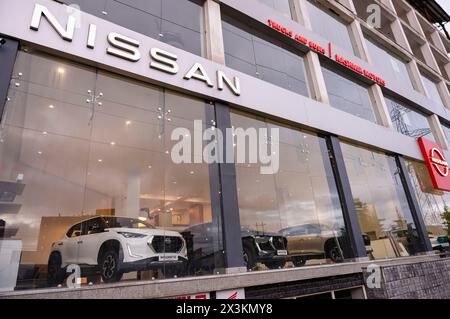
<box><xmin>61</xmin><ymin>223</ymin><xmax>82</xmax><ymax>266</ymax></box>
<box><xmin>77</xmin><ymin>218</ymin><xmax>106</xmax><ymax>265</ymax></box>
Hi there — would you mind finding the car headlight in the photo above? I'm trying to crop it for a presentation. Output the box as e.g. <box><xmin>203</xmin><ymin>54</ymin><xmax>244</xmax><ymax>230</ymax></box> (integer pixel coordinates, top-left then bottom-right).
<box><xmin>117</xmin><ymin>232</ymin><xmax>147</xmax><ymax>238</ymax></box>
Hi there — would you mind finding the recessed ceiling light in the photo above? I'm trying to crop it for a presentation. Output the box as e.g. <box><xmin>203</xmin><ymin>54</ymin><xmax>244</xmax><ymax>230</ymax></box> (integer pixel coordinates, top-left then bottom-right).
<box><xmin>125</xmin><ymin>120</ymin><xmax>131</xmax><ymax>125</ymax></box>
<box><xmin>97</xmin><ymin>159</ymin><xmax>103</xmax><ymax>163</ymax></box>
<box><xmin>110</xmin><ymin>141</ymin><xmax>115</xmax><ymax>146</ymax></box>
<box><xmin>37</xmin><ymin>151</ymin><xmax>42</xmax><ymax>155</ymax></box>
<box><xmin>57</xmin><ymin>68</ymin><xmax>65</xmax><ymax>74</ymax></box>
<box><xmin>42</xmin><ymin>131</ymin><xmax>48</xmax><ymax>135</ymax></box>
<box><xmin>48</xmin><ymin>104</ymin><xmax>55</xmax><ymax>109</ymax></box>
<box><xmin>190</xmin><ymin>171</ymin><xmax>194</xmax><ymax>175</ymax></box>
<box><xmin>148</xmin><ymin>165</ymin><xmax>152</xmax><ymax>169</ymax></box>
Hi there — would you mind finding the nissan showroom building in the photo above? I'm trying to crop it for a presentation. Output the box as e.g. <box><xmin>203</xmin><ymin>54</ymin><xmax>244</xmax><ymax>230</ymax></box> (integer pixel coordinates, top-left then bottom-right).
<box><xmin>1</xmin><ymin>0</ymin><xmax>450</xmax><ymax>300</ymax></box>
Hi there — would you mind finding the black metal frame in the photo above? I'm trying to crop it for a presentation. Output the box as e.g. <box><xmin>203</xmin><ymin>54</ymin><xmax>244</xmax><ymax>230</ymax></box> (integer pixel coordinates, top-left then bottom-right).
<box><xmin>326</xmin><ymin>135</ymin><xmax>368</xmax><ymax>259</ymax></box>
<box><xmin>395</xmin><ymin>155</ymin><xmax>433</xmax><ymax>252</ymax></box>
<box><xmin>0</xmin><ymin>37</ymin><xmax>18</xmax><ymax>121</ymax></box>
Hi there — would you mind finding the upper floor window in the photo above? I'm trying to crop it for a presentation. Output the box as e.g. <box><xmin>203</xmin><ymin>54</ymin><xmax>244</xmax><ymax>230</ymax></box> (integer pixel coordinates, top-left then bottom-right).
<box><xmin>321</xmin><ymin>65</ymin><xmax>376</xmax><ymax>123</ymax></box>
<box><xmin>385</xmin><ymin>96</ymin><xmax>434</xmax><ymax>141</ymax></box>
<box><xmin>305</xmin><ymin>0</ymin><xmax>355</xmax><ymax>55</ymax></box>
<box><xmin>62</xmin><ymin>0</ymin><xmax>204</xmax><ymax>56</ymax></box>
<box><xmin>222</xmin><ymin>15</ymin><xmax>310</xmax><ymax>97</ymax></box>
<box><xmin>257</xmin><ymin>0</ymin><xmax>292</xmax><ymax>19</ymax></box>
<box><xmin>421</xmin><ymin>73</ymin><xmax>445</xmax><ymax>107</ymax></box>
<box><xmin>365</xmin><ymin>38</ymin><xmax>415</xmax><ymax>93</ymax></box>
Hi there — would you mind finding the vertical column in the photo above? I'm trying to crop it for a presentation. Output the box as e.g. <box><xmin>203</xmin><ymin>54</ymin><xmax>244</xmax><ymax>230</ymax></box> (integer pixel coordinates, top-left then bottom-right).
<box><xmin>406</xmin><ymin>10</ymin><xmax>425</xmax><ymax>38</ymax></box>
<box><xmin>0</xmin><ymin>37</ymin><xmax>18</xmax><ymax>120</ymax></box>
<box><xmin>437</xmin><ymin>81</ymin><xmax>450</xmax><ymax>109</ymax></box>
<box><xmin>348</xmin><ymin>20</ymin><xmax>372</xmax><ymax>63</ymax></box>
<box><xmin>204</xmin><ymin>0</ymin><xmax>226</xmax><ymax>64</ymax></box>
<box><xmin>214</xmin><ymin>102</ymin><xmax>246</xmax><ymax>273</ymax></box>
<box><xmin>420</xmin><ymin>43</ymin><xmax>441</xmax><ymax>75</ymax></box>
<box><xmin>125</xmin><ymin>173</ymin><xmax>140</xmax><ymax>218</ymax></box>
<box><xmin>406</xmin><ymin>59</ymin><xmax>427</xmax><ymax>95</ymax></box>
<box><xmin>304</xmin><ymin>51</ymin><xmax>330</xmax><ymax>104</ymax></box>
<box><xmin>428</xmin><ymin>114</ymin><xmax>449</xmax><ymax>150</ymax></box>
<box><xmin>368</xmin><ymin>84</ymin><xmax>393</xmax><ymax>128</ymax></box>
<box><xmin>390</xmin><ymin>18</ymin><xmax>412</xmax><ymax>53</ymax></box>
<box><xmin>395</xmin><ymin>156</ymin><xmax>433</xmax><ymax>253</ymax></box>
<box><xmin>290</xmin><ymin>0</ymin><xmax>312</xmax><ymax>29</ymax></box>
<box><xmin>326</xmin><ymin>136</ymin><xmax>368</xmax><ymax>260</ymax></box>
<box><xmin>430</xmin><ymin>30</ymin><xmax>448</xmax><ymax>54</ymax></box>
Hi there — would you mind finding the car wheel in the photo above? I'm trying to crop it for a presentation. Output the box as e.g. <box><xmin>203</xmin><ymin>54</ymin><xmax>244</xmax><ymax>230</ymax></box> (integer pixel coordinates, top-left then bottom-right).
<box><xmin>327</xmin><ymin>245</ymin><xmax>344</xmax><ymax>263</ymax></box>
<box><xmin>263</xmin><ymin>261</ymin><xmax>286</xmax><ymax>270</ymax></box>
<box><xmin>47</xmin><ymin>252</ymin><xmax>66</xmax><ymax>286</ymax></box>
<box><xmin>99</xmin><ymin>250</ymin><xmax>122</xmax><ymax>283</ymax></box>
<box><xmin>243</xmin><ymin>242</ymin><xmax>257</xmax><ymax>270</ymax></box>
<box><xmin>293</xmin><ymin>257</ymin><xmax>306</xmax><ymax>267</ymax></box>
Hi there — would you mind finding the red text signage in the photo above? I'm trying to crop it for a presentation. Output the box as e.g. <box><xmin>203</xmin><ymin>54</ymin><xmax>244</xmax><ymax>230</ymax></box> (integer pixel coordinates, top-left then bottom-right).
<box><xmin>267</xmin><ymin>19</ymin><xmax>386</xmax><ymax>87</ymax></box>
<box><xmin>418</xmin><ymin>137</ymin><xmax>450</xmax><ymax>191</ymax></box>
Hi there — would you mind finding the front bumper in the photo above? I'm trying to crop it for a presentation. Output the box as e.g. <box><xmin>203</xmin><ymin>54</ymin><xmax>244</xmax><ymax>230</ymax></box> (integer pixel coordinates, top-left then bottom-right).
<box><xmin>121</xmin><ymin>256</ymin><xmax>188</xmax><ymax>272</ymax></box>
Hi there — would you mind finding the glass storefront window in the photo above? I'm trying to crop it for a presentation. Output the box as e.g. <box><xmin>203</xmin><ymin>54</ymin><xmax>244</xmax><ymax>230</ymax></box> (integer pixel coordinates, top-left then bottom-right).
<box><xmin>257</xmin><ymin>0</ymin><xmax>292</xmax><ymax>19</ymax></box>
<box><xmin>230</xmin><ymin>110</ymin><xmax>353</xmax><ymax>270</ymax></box>
<box><xmin>385</xmin><ymin>96</ymin><xmax>434</xmax><ymax>141</ymax></box>
<box><xmin>341</xmin><ymin>143</ymin><xmax>422</xmax><ymax>260</ymax></box>
<box><xmin>64</xmin><ymin>0</ymin><xmax>204</xmax><ymax>56</ymax></box>
<box><xmin>365</xmin><ymin>38</ymin><xmax>415</xmax><ymax>93</ymax></box>
<box><xmin>0</xmin><ymin>50</ymin><xmax>223</xmax><ymax>291</ymax></box>
<box><xmin>305</xmin><ymin>0</ymin><xmax>355</xmax><ymax>55</ymax></box>
<box><xmin>421</xmin><ymin>74</ymin><xmax>445</xmax><ymax>107</ymax></box>
<box><xmin>406</xmin><ymin>160</ymin><xmax>450</xmax><ymax>252</ymax></box>
<box><xmin>222</xmin><ymin>15</ymin><xmax>310</xmax><ymax>97</ymax></box>
<box><xmin>321</xmin><ymin>65</ymin><xmax>376</xmax><ymax>123</ymax></box>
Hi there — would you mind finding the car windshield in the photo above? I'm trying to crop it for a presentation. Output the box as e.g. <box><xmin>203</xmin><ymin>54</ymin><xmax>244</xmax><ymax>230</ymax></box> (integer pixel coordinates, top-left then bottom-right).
<box><xmin>102</xmin><ymin>217</ymin><xmax>154</xmax><ymax>229</ymax></box>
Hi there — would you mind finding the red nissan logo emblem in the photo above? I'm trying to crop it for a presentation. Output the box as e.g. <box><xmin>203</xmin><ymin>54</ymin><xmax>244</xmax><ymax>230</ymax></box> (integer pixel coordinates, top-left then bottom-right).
<box><xmin>430</xmin><ymin>147</ymin><xmax>449</xmax><ymax>177</ymax></box>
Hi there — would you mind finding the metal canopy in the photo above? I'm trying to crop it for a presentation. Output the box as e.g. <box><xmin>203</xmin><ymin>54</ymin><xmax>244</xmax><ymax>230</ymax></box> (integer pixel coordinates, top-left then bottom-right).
<box><xmin>407</xmin><ymin>0</ymin><xmax>450</xmax><ymax>39</ymax></box>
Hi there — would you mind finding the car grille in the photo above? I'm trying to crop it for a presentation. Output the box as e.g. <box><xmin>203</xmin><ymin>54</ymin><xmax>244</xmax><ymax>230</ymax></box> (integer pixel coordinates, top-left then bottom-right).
<box><xmin>256</xmin><ymin>236</ymin><xmax>286</xmax><ymax>251</ymax></box>
<box><xmin>150</xmin><ymin>236</ymin><xmax>183</xmax><ymax>253</ymax></box>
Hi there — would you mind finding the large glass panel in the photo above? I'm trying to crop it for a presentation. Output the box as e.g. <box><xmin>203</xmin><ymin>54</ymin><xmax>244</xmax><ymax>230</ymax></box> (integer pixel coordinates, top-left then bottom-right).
<box><xmin>406</xmin><ymin>160</ymin><xmax>450</xmax><ymax>252</ymax></box>
<box><xmin>322</xmin><ymin>66</ymin><xmax>376</xmax><ymax>123</ymax></box>
<box><xmin>385</xmin><ymin>96</ymin><xmax>434</xmax><ymax>141</ymax></box>
<box><xmin>365</xmin><ymin>38</ymin><xmax>415</xmax><ymax>92</ymax></box>
<box><xmin>222</xmin><ymin>16</ymin><xmax>310</xmax><ymax>97</ymax></box>
<box><xmin>421</xmin><ymin>74</ymin><xmax>445</xmax><ymax>107</ymax></box>
<box><xmin>257</xmin><ymin>0</ymin><xmax>292</xmax><ymax>19</ymax></box>
<box><xmin>66</xmin><ymin>0</ymin><xmax>204</xmax><ymax>56</ymax></box>
<box><xmin>341</xmin><ymin>143</ymin><xmax>422</xmax><ymax>260</ymax></box>
<box><xmin>231</xmin><ymin>110</ymin><xmax>352</xmax><ymax>271</ymax></box>
<box><xmin>305</xmin><ymin>0</ymin><xmax>355</xmax><ymax>55</ymax></box>
<box><xmin>0</xmin><ymin>50</ymin><xmax>223</xmax><ymax>292</ymax></box>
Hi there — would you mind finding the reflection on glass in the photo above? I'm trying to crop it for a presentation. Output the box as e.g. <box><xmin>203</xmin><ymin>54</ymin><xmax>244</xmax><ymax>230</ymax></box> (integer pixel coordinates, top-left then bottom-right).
<box><xmin>67</xmin><ymin>0</ymin><xmax>204</xmax><ymax>56</ymax></box>
<box><xmin>257</xmin><ymin>0</ymin><xmax>292</xmax><ymax>19</ymax></box>
<box><xmin>231</xmin><ymin>110</ymin><xmax>352</xmax><ymax>270</ymax></box>
<box><xmin>222</xmin><ymin>16</ymin><xmax>310</xmax><ymax>97</ymax></box>
<box><xmin>321</xmin><ymin>66</ymin><xmax>376</xmax><ymax>123</ymax></box>
<box><xmin>341</xmin><ymin>143</ymin><xmax>421</xmax><ymax>260</ymax></box>
<box><xmin>0</xmin><ymin>50</ymin><xmax>223</xmax><ymax>291</ymax></box>
<box><xmin>406</xmin><ymin>160</ymin><xmax>450</xmax><ymax>252</ymax></box>
<box><xmin>306</xmin><ymin>0</ymin><xmax>355</xmax><ymax>55</ymax></box>
<box><xmin>421</xmin><ymin>74</ymin><xmax>445</xmax><ymax>108</ymax></box>
<box><xmin>365</xmin><ymin>38</ymin><xmax>415</xmax><ymax>92</ymax></box>
<box><xmin>385</xmin><ymin>96</ymin><xmax>434</xmax><ymax>141</ymax></box>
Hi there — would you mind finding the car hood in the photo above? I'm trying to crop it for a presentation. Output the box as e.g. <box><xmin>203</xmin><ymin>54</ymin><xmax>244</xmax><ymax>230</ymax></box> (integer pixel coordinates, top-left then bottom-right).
<box><xmin>107</xmin><ymin>227</ymin><xmax>182</xmax><ymax>238</ymax></box>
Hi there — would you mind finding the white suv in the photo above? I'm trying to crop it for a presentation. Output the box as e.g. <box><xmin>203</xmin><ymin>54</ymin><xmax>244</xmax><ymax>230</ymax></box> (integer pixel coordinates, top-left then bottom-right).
<box><xmin>47</xmin><ymin>216</ymin><xmax>187</xmax><ymax>285</ymax></box>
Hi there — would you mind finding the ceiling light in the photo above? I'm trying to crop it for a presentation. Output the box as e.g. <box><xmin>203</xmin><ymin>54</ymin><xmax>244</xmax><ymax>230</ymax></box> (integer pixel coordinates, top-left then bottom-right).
<box><xmin>57</xmin><ymin>68</ymin><xmax>65</xmax><ymax>74</ymax></box>
<box><xmin>97</xmin><ymin>159</ymin><xmax>103</xmax><ymax>163</ymax></box>
<box><xmin>190</xmin><ymin>171</ymin><xmax>194</xmax><ymax>175</ymax></box>
<box><xmin>110</xmin><ymin>141</ymin><xmax>115</xmax><ymax>146</ymax></box>
<box><xmin>37</xmin><ymin>151</ymin><xmax>42</xmax><ymax>155</ymax></box>
<box><xmin>48</xmin><ymin>104</ymin><xmax>55</xmax><ymax>109</ymax></box>
<box><xmin>42</xmin><ymin>131</ymin><xmax>48</xmax><ymax>135</ymax></box>
<box><xmin>148</xmin><ymin>165</ymin><xmax>152</xmax><ymax>169</ymax></box>
<box><xmin>125</xmin><ymin>120</ymin><xmax>131</xmax><ymax>125</ymax></box>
